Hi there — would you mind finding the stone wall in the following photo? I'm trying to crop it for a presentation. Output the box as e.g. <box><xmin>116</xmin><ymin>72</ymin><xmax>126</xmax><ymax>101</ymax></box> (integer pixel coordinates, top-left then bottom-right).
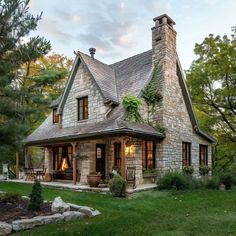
<box><xmin>62</xmin><ymin>63</ymin><xmax>108</xmax><ymax>128</ymax></box>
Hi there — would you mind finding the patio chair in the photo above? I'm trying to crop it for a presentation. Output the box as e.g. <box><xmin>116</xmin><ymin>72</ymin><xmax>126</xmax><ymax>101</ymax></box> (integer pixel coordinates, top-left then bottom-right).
<box><xmin>126</xmin><ymin>166</ymin><xmax>136</xmax><ymax>189</ymax></box>
<box><xmin>24</xmin><ymin>168</ymin><xmax>35</xmax><ymax>181</ymax></box>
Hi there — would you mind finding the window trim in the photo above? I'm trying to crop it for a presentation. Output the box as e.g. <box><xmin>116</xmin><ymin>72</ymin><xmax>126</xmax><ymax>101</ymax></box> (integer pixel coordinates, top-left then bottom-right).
<box><xmin>199</xmin><ymin>144</ymin><xmax>208</xmax><ymax>166</ymax></box>
<box><xmin>77</xmin><ymin>96</ymin><xmax>88</xmax><ymax>121</ymax></box>
<box><xmin>182</xmin><ymin>142</ymin><xmax>191</xmax><ymax>167</ymax></box>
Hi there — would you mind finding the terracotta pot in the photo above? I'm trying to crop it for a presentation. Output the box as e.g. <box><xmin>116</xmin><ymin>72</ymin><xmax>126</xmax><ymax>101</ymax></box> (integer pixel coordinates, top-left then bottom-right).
<box><xmin>87</xmin><ymin>174</ymin><xmax>102</xmax><ymax>187</ymax></box>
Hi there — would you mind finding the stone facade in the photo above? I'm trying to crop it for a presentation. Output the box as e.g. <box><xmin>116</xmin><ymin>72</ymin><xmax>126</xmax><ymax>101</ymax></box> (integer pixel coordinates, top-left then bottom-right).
<box><xmin>62</xmin><ymin>63</ymin><xmax>108</xmax><ymax>128</ymax></box>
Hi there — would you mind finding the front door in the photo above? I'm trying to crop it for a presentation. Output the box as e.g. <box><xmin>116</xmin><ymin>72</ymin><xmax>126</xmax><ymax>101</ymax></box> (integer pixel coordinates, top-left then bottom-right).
<box><xmin>96</xmin><ymin>144</ymin><xmax>106</xmax><ymax>179</ymax></box>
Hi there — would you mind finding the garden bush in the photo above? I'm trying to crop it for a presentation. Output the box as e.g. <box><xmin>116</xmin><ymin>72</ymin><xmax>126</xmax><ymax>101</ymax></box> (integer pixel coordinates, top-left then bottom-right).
<box><xmin>219</xmin><ymin>172</ymin><xmax>235</xmax><ymax>190</ymax></box>
<box><xmin>0</xmin><ymin>192</ymin><xmax>21</xmax><ymax>203</ymax></box>
<box><xmin>109</xmin><ymin>175</ymin><xmax>127</xmax><ymax>197</ymax></box>
<box><xmin>157</xmin><ymin>172</ymin><xmax>189</xmax><ymax>190</ymax></box>
<box><xmin>199</xmin><ymin>165</ymin><xmax>211</xmax><ymax>176</ymax></box>
<box><xmin>28</xmin><ymin>179</ymin><xmax>43</xmax><ymax>211</ymax></box>
<box><xmin>205</xmin><ymin>176</ymin><xmax>219</xmax><ymax>189</ymax></box>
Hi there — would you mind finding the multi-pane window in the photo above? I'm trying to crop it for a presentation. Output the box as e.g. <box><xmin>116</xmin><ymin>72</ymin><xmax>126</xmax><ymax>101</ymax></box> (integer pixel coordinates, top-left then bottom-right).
<box><xmin>142</xmin><ymin>141</ymin><xmax>156</xmax><ymax>170</ymax></box>
<box><xmin>114</xmin><ymin>142</ymin><xmax>122</xmax><ymax>172</ymax></box>
<box><xmin>199</xmin><ymin>145</ymin><xmax>208</xmax><ymax>166</ymax></box>
<box><xmin>53</xmin><ymin>108</ymin><xmax>59</xmax><ymax>124</ymax></box>
<box><xmin>77</xmin><ymin>96</ymin><xmax>88</xmax><ymax>121</ymax></box>
<box><xmin>182</xmin><ymin>142</ymin><xmax>191</xmax><ymax>166</ymax></box>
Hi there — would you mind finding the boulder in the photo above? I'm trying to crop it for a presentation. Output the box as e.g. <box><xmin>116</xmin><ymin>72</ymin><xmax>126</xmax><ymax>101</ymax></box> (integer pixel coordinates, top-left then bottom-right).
<box><xmin>0</xmin><ymin>221</ymin><xmax>12</xmax><ymax>235</ymax></box>
<box><xmin>51</xmin><ymin>197</ymin><xmax>70</xmax><ymax>213</ymax></box>
<box><xmin>67</xmin><ymin>203</ymin><xmax>82</xmax><ymax>210</ymax></box>
<box><xmin>41</xmin><ymin>214</ymin><xmax>64</xmax><ymax>224</ymax></box>
<box><xmin>12</xmin><ymin>217</ymin><xmax>44</xmax><ymax>232</ymax></box>
<box><xmin>79</xmin><ymin>206</ymin><xmax>101</xmax><ymax>217</ymax></box>
<box><xmin>62</xmin><ymin>211</ymin><xmax>84</xmax><ymax>221</ymax></box>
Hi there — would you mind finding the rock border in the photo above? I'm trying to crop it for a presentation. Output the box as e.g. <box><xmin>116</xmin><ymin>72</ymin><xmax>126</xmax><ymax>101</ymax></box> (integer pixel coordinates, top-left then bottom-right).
<box><xmin>0</xmin><ymin>196</ymin><xmax>101</xmax><ymax>235</ymax></box>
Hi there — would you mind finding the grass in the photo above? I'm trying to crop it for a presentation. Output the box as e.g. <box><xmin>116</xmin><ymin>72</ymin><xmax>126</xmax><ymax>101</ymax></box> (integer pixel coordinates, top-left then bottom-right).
<box><xmin>1</xmin><ymin>182</ymin><xmax>236</xmax><ymax>235</ymax></box>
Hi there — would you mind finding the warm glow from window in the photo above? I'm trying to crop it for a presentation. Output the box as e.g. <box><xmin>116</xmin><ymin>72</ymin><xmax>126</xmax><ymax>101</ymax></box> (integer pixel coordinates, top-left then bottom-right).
<box><xmin>125</xmin><ymin>143</ymin><xmax>135</xmax><ymax>157</ymax></box>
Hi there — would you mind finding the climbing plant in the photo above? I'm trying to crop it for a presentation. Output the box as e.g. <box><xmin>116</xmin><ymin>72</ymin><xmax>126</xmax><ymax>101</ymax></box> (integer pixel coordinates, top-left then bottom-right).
<box><xmin>141</xmin><ymin>63</ymin><xmax>163</xmax><ymax>119</ymax></box>
<box><xmin>122</xmin><ymin>95</ymin><xmax>142</xmax><ymax>122</ymax></box>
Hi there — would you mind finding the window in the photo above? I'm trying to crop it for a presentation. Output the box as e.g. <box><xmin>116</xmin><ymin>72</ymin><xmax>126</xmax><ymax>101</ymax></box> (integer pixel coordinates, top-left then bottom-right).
<box><xmin>77</xmin><ymin>96</ymin><xmax>88</xmax><ymax>121</ymax></box>
<box><xmin>142</xmin><ymin>141</ymin><xmax>156</xmax><ymax>170</ymax></box>
<box><xmin>182</xmin><ymin>142</ymin><xmax>191</xmax><ymax>166</ymax></box>
<box><xmin>53</xmin><ymin>108</ymin><xmax>59</xmax><ymax>124</ymax></box>
<box><xmin>114</xmin><ymin>142</ymin><xmax>122</xmax><ymax>170</ymax></box>
<box><xmin>199</xmin><ymin>145</ymin><xmax>208</xmax><ymax>166</ymax></box>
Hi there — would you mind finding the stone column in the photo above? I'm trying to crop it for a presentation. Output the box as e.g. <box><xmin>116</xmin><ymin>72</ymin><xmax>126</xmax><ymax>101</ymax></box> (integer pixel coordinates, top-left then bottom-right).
<box><xmin>44</xmin><ymin>147</ymin><xmax>52</xmax><ymax>182</ymax></box>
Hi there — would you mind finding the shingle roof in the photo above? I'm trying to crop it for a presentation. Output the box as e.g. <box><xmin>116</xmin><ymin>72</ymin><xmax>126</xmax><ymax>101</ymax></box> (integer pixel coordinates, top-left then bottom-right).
<box><xmin>25</xmin><ymin>49</ymin><xmax>215</xmax><ymax>145</ymax></box>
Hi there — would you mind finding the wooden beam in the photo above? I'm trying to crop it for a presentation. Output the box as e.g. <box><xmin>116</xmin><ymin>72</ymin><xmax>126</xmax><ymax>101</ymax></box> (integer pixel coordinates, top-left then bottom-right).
<box><xmin>16</xmin><ymin>152</ymin><xmax>19</xmax><ymax>179</ymax></box>
<box><xmin>121</xmin><ymin>137</ymin><xmax>126</xmax><ymax>178</ymax></box>
<box><xmin>72</xmin><ymin>142</ymin><xmax>77</xmax><ymax>185</ymax></box>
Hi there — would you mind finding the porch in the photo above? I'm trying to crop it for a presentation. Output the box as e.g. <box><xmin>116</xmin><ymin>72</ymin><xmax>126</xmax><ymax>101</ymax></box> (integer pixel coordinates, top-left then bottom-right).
<box><xmin>23</xmin><ymin>135</ymin><xmax>160</xmax><ymax>188</ymax></box>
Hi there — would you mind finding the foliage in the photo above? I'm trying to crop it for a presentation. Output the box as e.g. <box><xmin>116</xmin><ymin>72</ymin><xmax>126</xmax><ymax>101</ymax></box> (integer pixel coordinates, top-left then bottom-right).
<box><xmin>0</xmin><ymin>0</ymin><xmax>73</xmax><ymax>164</ymax></box>
<box><xmin>122</xmin><ymin>95</ymin><xmax>142</xmax><ymax>122</ymax></box>
<box><xmin>141</xmin><ymin>63</ymin><xmax>163</xmax><ymax>118</ymax></box>
<box><xmin>205</xmin><ymin>176</ymin><xmax>220</xmax><ymax>189</ymax></box>
<box><xmin>182</xmin><ymin>166</ymin><xmax>194</xmax><ymax>176</ymax></box>
<box><xmin>219</xmin><ymin>172</ymin><xmax>235</xmax><ymax>190</ymax></box>
<box><xmin>0</xmin><ymin>192</ymin><xmax>21</xmax><ymax>203</ymax></box>
<box><xmin>199</xmin><ymin>165</ymin><xmax>211</xmax><ymax>176</ymax></box>
<box><xmin>143</xmin><ymin>168</ymin><xmax>159</xmax><ymax>176</ymax></box>
<box><xmin>186</xmin><ymin>34</ymin><xmax>236</xmax><ymax>171</ymax></box>
<box><xmin>28</xmin><ymin>179</ymin><xmax>43</xmax><ymax>211</ymax></box>
<box><xmin>109</xmin><ymin>175</ymin><xmax>127</xmax><ymax>197</ymax></box>
<box><xmin>157</xmin><ymin>172</ymin><xmax>189</xmax><ymax>190</ymax></box>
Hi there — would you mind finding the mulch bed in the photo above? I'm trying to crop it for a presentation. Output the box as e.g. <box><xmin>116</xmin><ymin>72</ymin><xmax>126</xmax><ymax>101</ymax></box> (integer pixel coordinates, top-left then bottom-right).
<box><xmin>0</xmin><ymin>198</ymin><xmax>53</xmax><ymax>224</ymax></box>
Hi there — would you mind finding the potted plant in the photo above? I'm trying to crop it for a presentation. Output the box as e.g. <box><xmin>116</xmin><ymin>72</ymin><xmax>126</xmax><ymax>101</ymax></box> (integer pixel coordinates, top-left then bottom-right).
<box><xmin>143</xmin><ymin>169</ymin><xmax>158</xmax><ymax>183</ymax></box>
<box><xmin>199</xmin><ymin>165</ymin><xmax>211</xmax><ymax>176</ymax></box>
<box><xmin>182</xmin><ymin>166</ymin><xmax>194</xmax><ymax>176</ymax></box>
<box><xmin>87</xmin><ymin>172</ymin><xmax>102</xmax><ymax>187</ymax></box>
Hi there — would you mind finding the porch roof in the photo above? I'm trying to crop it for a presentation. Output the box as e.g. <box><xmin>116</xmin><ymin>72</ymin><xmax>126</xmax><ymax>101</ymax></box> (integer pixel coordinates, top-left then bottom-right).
<box><xmin>24</xmin><ymin>113</ymin><xmax>165</xmax><ymax>146</ymax></box>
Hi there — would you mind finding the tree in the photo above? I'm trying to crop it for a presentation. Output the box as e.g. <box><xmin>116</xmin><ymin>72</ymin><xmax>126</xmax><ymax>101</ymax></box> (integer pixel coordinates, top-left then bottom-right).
<box><xmin>28</xmin><ymin>179</ymin><xmax>43</xmax><ymax>211</ymax></box>
<box><xmin>0</xmin><ymin>0</ymin><xmax>49</xmax><ymax>149</ymax></box>
<box><xmin>186</xmin><ymin>34</ymin><xmax>236</xmax><ymax>171</ymax></box>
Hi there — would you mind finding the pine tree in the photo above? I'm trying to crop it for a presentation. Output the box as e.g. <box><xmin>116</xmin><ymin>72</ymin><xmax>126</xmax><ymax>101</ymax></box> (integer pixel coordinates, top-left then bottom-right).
<box><xmin>28</xmin><ymin>179</ymin><xmax>43</xmax><ymax>211</ymax></box>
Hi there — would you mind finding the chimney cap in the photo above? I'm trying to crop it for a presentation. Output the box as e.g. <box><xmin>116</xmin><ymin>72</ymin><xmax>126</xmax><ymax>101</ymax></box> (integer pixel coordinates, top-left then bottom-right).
<box><xmin>89</xmin><ymin>48</ymin><xmax>96</xmax><ymax>58</ymax></box>
<box><xmin>153</xmin><ymin>14</ymin><xmax>176</xmax><ymax>26</ymax></box>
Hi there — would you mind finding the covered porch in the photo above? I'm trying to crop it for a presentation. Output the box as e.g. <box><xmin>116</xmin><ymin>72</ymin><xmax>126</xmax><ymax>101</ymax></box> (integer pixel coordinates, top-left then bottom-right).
<box><xmin>23</xmin><ymin>135</ymin><xmax>161</xmax><ymax>188</ymax></box>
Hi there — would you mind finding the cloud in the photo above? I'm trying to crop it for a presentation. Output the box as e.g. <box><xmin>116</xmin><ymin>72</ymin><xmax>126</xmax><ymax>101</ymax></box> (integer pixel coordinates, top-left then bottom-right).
<box><xmin>38</xmin><ymin>18</ymin><xmax>73</xmax><ymax>42</ymax></box>
<box><xmin>54</xmin><ymin>9</ymin><xmax>81</xmax><ymax>23</ymax></box>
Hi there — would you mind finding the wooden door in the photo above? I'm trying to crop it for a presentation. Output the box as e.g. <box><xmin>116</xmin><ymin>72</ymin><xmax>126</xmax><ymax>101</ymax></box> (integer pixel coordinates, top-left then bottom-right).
<box><xmin>96</xmin><ymin>144</ymin><xmax>106</xmax><ymax>179</ymax></box>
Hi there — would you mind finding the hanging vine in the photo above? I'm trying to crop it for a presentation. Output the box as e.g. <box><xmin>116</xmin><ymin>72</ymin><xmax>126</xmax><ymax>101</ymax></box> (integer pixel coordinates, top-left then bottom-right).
<box><xmin>122</xmin><ymin>95</ymin><xmax>142</xmax><ymax>122</ymax></box>
<box><xmin>141</xmin><ymin>63</ymin><xmax>163</xmax><ymax>119</ymax></box>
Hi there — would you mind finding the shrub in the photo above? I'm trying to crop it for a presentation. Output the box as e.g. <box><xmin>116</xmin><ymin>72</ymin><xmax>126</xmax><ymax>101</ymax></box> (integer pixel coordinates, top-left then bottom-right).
<box><xmin>199</xmin><ymin>165</ymin><xmax>211</xmax><ymax>176</ymax></box>
<box><xmin>0</xmin><ymin>192</ymin><xmax>21</xmax><ymax>203</ymax></box>
<box><xmin>205</xmin><ymin>176</ymin><xmax>219</xmax><ymax>189</ymax></box>
<box><xmin>157</xmin><ymin>172</ymin><xmax>189</xmax><ymax>191</ymax></box>
<box><xmin>28</xmin><ymin>179</ymin><xmax>43</xmax><ymax>211</ymax></box>
<box><xmin>219</xmin><ymin>173</ymin><xmax>235</xmax><ymax>190</ymax></box>
<box><xmin>182</xmin><ymin>166</ymin><xmax>194</xmax><ymax>176</ymax></box>
<box><xmin>109</xmin><ymin>175</ymin><xmax>127</xmax><ymax>197</ymax></box>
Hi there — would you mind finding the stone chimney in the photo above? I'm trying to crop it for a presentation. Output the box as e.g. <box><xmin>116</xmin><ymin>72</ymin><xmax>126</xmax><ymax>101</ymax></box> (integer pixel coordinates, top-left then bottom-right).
<box><xmin>89</xmin><ymin>48</ymin><xmax>96</xmax><ymax>59</ymax></box>
<box><xmin>152</xmin><ymin>14</ymin><xmax>176</xmax><ymax>68</ymax></box>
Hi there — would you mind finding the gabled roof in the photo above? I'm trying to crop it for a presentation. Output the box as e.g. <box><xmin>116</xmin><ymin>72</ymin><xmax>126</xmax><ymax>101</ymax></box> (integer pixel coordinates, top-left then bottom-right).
<box><xmin>26</xmin><ymin>49</ymin><xmax>215</xmax><ymax>145</ymax></box>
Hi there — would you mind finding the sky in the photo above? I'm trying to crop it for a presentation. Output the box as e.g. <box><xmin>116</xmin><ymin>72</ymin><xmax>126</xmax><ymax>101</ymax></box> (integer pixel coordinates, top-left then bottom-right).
<box><xmin>28</xmin><ymin>0</ymin><xmax>236</xmax><ymax>70</ymax></box>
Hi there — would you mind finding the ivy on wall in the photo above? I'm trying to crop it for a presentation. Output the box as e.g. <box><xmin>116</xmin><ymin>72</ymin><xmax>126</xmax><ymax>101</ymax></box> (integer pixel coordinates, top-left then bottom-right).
<box><xmin>122</xmin><ymin>95</ymin><xmax>142</xmax><ymax>122</ymax></box>
<box><xmin>141</xmin><ymin>63</ymin><xmax>163</xmax><ymax>118</ymax></box>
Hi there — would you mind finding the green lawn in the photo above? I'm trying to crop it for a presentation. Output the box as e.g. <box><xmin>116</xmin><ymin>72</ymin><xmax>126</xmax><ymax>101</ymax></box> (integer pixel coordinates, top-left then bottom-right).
<box><xmin>1</xmin><ymin>182</ymin><xmax>236</xmax><ymax>236</ymax></box>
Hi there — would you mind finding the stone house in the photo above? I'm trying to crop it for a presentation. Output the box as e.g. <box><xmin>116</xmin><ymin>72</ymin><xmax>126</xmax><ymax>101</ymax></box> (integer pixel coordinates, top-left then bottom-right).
<box><xmin>24</xmin><ymin>14</ymin><xmax>214</xmax><ymax>185</ymax></box>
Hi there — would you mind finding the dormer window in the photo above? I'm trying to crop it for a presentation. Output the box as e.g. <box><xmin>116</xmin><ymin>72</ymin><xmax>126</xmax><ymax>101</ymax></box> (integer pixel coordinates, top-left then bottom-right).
<box><xmin>77</xmin><ymin>96</ymin><xmax>88</xmax><ymax>121</ymax></box>
<box><xmin>53</xmin><ymin>108</ymin><xmax>59</xmax><ymax>124</ymax></box>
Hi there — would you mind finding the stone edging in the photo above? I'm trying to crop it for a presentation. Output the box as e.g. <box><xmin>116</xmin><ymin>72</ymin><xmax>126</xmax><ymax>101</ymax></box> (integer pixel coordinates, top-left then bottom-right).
<box><xmin>0</xmin><ymin>197</ymin><xmax>101</xmax><ymax>235</ymax></box>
